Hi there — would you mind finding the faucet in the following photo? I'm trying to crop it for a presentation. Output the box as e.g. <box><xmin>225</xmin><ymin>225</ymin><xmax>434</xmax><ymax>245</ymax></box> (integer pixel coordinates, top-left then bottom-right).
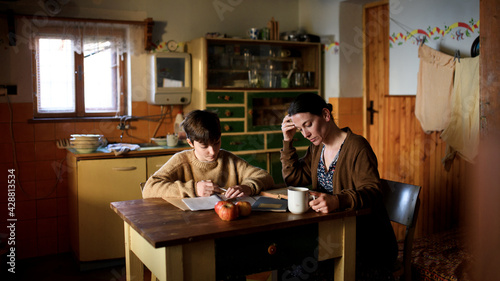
<box><xmin>117</xmin><ymin>115</ymin><xmax>131</xmax><ymax>142</ymax></box>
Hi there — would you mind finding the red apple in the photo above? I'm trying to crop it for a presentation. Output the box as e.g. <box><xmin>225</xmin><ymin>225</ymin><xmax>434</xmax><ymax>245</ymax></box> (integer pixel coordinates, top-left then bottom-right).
<box><xmin>217</xmin><ymin>201</ymin><xmax>239</xmax><ymax>221</ymax></box>
<box><xmin>214</xmin><ymin>201</ymin><xmax>225</xmax><ymax>215</ymax></box>
<box><xmin>236</xmin><ymin>201</ymin><xmax>252</xmax><ymax>216</ymax></box>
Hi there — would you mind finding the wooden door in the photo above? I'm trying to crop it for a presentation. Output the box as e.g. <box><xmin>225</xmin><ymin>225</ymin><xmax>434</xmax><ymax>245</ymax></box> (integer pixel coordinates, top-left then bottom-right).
<box><xmin>363</xmin><ymin>1</ymin><xmax>389</xmax><ymax>173</ymax></box>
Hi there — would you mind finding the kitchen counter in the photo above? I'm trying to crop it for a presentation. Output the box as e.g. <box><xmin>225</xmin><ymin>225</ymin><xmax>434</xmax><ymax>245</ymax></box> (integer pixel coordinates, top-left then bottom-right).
<box><xmin>66</xmin><ymin>143</ymin><xmax>190</xmax><ymax>262</ymax></box>
<box><xmin>66</xmin><ymin>143</ymin><xmax>191</xmax><ymax>160</ymax></box>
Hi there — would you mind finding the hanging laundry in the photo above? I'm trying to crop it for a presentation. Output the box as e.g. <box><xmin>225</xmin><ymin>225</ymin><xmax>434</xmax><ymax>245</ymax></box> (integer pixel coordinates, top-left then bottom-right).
<box><xmin>415</xmin><ymin>45</ymin><xmax>456</xmax><ymax>133</ymax></box>
<box><xmin>441</xmin><ymin>56</ymin><xmax>480</xmax><ymax>166</ymax></box>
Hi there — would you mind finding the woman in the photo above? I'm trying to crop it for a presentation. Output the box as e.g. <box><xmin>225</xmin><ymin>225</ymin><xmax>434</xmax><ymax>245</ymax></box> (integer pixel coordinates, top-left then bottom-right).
<box><xmin>281</xmin><ymin>93</ymin><xmax>397</xmax><ymax>280</ymax></box>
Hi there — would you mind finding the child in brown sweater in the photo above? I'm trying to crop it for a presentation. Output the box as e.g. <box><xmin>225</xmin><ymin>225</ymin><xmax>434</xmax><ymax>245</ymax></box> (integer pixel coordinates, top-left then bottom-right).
<box><xmin>142</xmin><ymin>110</ymin><xmax>274</xmax><ymax>199</ymax></box>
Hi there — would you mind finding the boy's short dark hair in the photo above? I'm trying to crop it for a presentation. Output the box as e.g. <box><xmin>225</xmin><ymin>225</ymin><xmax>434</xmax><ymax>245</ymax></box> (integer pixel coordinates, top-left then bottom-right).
<box><xmin>180</xmin><ymin>110</ymin><xmax>221</xmax><ymax>144</ymax></box>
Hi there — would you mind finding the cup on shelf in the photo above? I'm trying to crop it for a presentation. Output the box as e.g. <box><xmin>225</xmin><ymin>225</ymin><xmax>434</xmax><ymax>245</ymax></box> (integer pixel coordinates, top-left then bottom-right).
<box><xmin>243</xmin><ymin>49</ymin><xmax>251</xmax><ymax>69</ymax></box>
<box><xmin>305</xmin><ymin>71</ymin><xmax>314</xmax><ymax>87</ymax></box>
<box><xmin>280</xmin><ymin>49</ymin><xmax>291</xmax><ymax>57</ymax></box>
<box><xmin>293</xmin><ymin>72</ymin><xmax>305</xmax><ymax>87</ymax></box>
<box><xmin>248</xmin><ymin>69</ymin><xmax>260</xmax><ymax>88</ymax></box>
<box><xmin>166</xmin><ymin>134</ymin><xmax>179</xmax><ymax>147</ymax></box>
<box><xmin>263</xmin><ymin>72</ymin><xmax>278</xmax><ymax>88</ymax></box>
<box><xmin>281</xmin><ymin>77</ymin><xmax>290</xmax><ymax>88</ymax></box>
<box><xmin>260</xmin><ymin>28</ymin><xmax>270</xmax><ymax>40</ymax></box>
<box><xmin>248</xmin><ymin>28</ymin><xmax>259</xmax><ymax>40</ymax></box>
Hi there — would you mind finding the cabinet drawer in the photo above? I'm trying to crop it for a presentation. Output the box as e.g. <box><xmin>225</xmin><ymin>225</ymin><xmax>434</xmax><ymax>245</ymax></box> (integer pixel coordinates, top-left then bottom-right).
<box><xmin>222</xmin><ymin>134</ymin><xmax>264</xmax><ymax>151</ymax></box>
<box><xmin>238</xmin><ymin>152</ymin><xmax>267</xmax><ymax>170</ymax></box>
<box><xmin>207</xmin><ymin>106</ymin><xmax>245</xmax><ymax>119</ymax></box>
<box><xmin>220</xmin><ymin>121</ymin><xmax>244</xmax><ymax>133</ymax></box>
<box><xmin>206</xmin><ymin>91</ymin><xmax>244</xmax><ymax>104</ymax></box>
<box><xmin>215</xmin><ymin>223</ymin><xmax>318</xmax><ymax>279</ymax></box>
<box><xmin>267</xmin><ymin>132</ymin><xmax>310</xmax><ymax>149</ymax></box>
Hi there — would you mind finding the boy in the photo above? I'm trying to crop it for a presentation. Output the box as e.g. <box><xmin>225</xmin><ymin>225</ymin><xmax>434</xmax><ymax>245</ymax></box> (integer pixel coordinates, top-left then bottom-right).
<box><xmin>142</xmin><ymin>110</ymin><xmax>274</xmax><ymax>199</ymax></box>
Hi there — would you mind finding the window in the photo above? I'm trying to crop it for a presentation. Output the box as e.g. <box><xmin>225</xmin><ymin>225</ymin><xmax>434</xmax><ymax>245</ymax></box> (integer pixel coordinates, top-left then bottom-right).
<box><xmin>30</xmin><ymin>20</ymin><xmax>145</xmax><ymax>118</ymax></box>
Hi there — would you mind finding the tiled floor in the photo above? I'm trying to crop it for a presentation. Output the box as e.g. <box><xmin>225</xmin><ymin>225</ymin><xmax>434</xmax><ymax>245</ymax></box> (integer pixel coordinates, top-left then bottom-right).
<box><xmin>2</xmin><ymin>253</ymin><xmax>128</xmax><ymax>281</ymax></box>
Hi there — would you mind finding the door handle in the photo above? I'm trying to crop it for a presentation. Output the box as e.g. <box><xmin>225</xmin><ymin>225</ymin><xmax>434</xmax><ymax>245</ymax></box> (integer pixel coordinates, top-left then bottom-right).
<box><xmin>367</xmin><ymin>100</ymin><xmax>378</xmax><ymax>125</ymax></box>
<box><xmin>77</xmin><ymin>65</ymin><xmax>83</xmax><ymax>81</ymax></box>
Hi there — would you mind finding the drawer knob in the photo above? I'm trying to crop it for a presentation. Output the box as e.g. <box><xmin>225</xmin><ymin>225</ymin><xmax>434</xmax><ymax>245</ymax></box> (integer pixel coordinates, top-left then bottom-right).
<box><xmin>229</xmin><ymin>141</ymin><xmax>242</xmax><ymax>146</ymax></box>
<box><xmin>268</xmin><ymin>243</ymin><xmax>277</xmax><ymax>255</ymax></box>
<box><xmin>223</xmin><ymin>124</ymin><xmax>232</xmax><ymax>132</ymax></box>
<box><xmin>224</xmin><ymin>110</ymin><xmax>233</xmax><ymax>117</ymax></box>
<box><xmin>218</xmin><ymin>95</ymin><xmax>232</xmax><ymax>101</ymax></box>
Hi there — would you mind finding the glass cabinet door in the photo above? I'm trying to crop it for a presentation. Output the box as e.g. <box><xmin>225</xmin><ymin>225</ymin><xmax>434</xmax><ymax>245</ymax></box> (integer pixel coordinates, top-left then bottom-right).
<box><xmin>247</xmin><ymin>91</ymin><xmax>318</xmax><ymax>132</ymax></box>
<box><xmin>206</xmin><ymin>39</ymin><xmax>320</xmax><ymax>90</ymax></box>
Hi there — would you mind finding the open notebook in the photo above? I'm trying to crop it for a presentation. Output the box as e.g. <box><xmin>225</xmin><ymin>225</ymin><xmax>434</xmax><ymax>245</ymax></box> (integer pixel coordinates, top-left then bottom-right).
<box><xmin>180</xmin><ymin>194</ymin><xmax>256</xmax><ymax>211</ymax></box>
<box><xmin>166</xmin><ymin>187</ymin><xmax>289</xmax><ymax>212</ymax></box>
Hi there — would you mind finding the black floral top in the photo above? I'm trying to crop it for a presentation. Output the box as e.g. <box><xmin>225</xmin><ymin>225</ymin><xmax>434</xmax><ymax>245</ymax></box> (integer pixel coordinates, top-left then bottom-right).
<box><xmin>317</xmin><ymin>142</ymin><xmax>344</xmax><ymax>194</ymax></box>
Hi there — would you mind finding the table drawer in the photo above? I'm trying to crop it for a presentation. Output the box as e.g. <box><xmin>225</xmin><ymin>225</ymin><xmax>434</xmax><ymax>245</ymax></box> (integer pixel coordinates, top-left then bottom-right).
<box><xmin>215</xmin><ymin>223</ymin><xmax>318</xmax><ymax>279</ymax></box>
<box><xmin>221</xmin><ymin>134</ymin><xmax>264</xmax><ymax>151</ymax></box>
<box><xmin>206</xmin><ymin>91</ymin><xmax>244</xmax><ymax>104</ymax></box>
<box><xmin>207</xmin><ymin>106</ymin><xmax>245</xmax><ymax>119</ymax></box>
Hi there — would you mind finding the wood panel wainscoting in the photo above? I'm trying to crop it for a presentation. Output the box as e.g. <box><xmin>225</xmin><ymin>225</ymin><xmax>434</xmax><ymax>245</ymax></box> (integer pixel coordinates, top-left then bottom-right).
<box><xmin>380</xmin><ymin>96</ymin><xmax>470</xmax><ymax>240</ymax></box>
<box><xmin>361</xmin><ymin>1</ymin><xmax>470</xmax><ymax>242</ymax></box>
<box><xmin>332</xmin><ymin>96</ymin><xmax>470</xmax><ymax>241</ymax></box>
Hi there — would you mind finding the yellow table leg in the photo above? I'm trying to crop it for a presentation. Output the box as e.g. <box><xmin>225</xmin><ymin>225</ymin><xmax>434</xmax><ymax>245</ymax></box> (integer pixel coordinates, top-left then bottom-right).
<box><xmin>124</xmin><ymin>222</ymin><xmax>144</xmax><ymax>281</ymax></box>
<box><xmin>318</xmin><ymin>217</ymin><xmax>356</xmax><ymax>281</ymax></box>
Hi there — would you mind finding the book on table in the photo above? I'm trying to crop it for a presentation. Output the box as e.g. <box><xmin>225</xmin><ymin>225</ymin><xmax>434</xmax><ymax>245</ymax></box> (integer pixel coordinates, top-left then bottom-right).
<box><xmin>174</xmin><ymin>187</ymin><xmax>289</xmax><ymax>212</ymax></box>
<box><xmin>181</xmin><ymin>194</ymin><xmax>256</xmax><ymax>211</ymax></box>
<box><xmin>250</xmin><ymin>196</ymin><xmax>287</xmax><ymax>212</ymax></box>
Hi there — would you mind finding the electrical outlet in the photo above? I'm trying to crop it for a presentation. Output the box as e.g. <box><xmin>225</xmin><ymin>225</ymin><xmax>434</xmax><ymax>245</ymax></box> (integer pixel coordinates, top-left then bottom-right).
<box><xmin>0</xmin><ymin>85</ymin><xmax>17</xmax><ymax>95</ymax></box>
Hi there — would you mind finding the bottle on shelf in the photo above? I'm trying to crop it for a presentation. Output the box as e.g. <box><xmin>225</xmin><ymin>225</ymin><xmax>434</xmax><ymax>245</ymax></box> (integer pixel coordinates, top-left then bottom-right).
<box><xmin>174</xmin><ymin>111</ymin><xmax>186</xmax><ymax>142</ymax></box>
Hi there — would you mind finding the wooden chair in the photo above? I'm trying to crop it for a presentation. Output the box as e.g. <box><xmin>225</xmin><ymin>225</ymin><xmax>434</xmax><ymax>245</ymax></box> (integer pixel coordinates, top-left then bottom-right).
<box><xmin>381</xmin><ymin>179</ymin><xmax>421</xmax><ymax>281</ymax></box>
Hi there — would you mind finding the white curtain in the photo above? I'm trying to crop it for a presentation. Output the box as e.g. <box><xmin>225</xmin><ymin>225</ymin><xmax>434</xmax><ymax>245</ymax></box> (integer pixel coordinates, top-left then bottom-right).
<box><xmin>25</xmin><ymin>18</ymin><xmax>145</xmax><ymax>56</ymax></box>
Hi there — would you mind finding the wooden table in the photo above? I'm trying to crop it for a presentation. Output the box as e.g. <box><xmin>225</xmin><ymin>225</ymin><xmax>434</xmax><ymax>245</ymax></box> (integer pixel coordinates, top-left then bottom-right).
<box><xmin>111</xmin><ymin>198</ymin><xmax>366</xmax><ymax>281</ymax></box>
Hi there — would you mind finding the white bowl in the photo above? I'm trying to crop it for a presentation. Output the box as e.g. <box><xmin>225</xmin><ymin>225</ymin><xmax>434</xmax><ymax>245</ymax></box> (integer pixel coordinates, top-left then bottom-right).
<box><xmin>72</xmin><ymin>138</ymin><xmax>101</xmax><ymax>143</ymax></box>
<box><xmin>74</xmin><ymin>147</ymin><xmax>98</xmax><ymax>153</ymax></box>
<box><xmin>71</xmin><ymin>134</ymin><xmax>103</xmax><ymax>140</ymax></box>
<box><xmin>71</xmin><ymin>144</ymin><xmax>100</xmax><ymax>149</ymax></box>
<box><xmin>151</xmin><ymin>137</ymin><xmax>168</xmax><ymax>146</ymax></box>
<box><xmin>70</xmin><ymin>139</ymin><xmax>101</xmax><ymax>146</ymax></box>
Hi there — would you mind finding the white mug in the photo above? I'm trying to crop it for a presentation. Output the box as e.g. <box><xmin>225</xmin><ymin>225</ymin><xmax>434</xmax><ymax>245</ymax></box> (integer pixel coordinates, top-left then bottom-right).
<box><xmin>287</xmin><ymin>187</ymin><xmax>310</xmax><ymax>214</ymax></box>
<box><xmin>166</xmin><ymin>134</ymin><xmax>179</xmax><ymax>147</ymax></box>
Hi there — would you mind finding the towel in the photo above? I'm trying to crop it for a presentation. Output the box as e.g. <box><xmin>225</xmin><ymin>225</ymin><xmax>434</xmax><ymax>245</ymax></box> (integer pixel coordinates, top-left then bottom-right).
<box><xmin>107</xmin><ymin>143</ymin><xmax>140</xmax><ymax>156</ymax></box>
<box><xmin>415</xmin><ymin>45</ymin><xmax>456</xmax><ymax>133</ymax></box>
<box><xmin>441</xmin><ymin>56</ymin><xmax>480</xmax><ymax>166</ymax></box>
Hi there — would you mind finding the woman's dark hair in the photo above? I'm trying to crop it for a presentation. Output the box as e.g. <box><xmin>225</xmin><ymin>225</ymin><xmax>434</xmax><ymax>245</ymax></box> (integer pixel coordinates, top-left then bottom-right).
<box><xmin>180</xmin><ymin>110</ymin><xmax>221</xmax><ymax>144</ymax></box>
<box><xmin>288</xmin><ymin>93</ymin><xmax>333</xmax><ymax>117</ymax></box>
